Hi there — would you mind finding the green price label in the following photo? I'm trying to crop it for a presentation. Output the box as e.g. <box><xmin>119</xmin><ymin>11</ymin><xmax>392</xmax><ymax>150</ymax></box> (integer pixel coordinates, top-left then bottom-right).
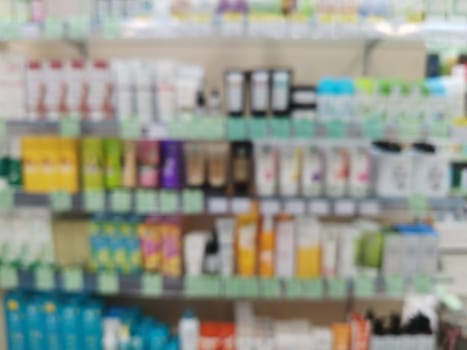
<box><xmin>59</xmin><ymin>118</ymin><xmax>81</xmax><ymax>137</ymax></box>
<box><xmin>185</xmin><ymin>275</ymin><xmax>221</xmax><ymax>297</ymax></box>
<box><xmin>62</xmin><ymin>267</ymin><xmax>83</xmax><ymax>292</ymax></box>
<box><xmin>110</xmin><ymin>189</ymin><xmax>132</xmax><ymax>213</ymax></box>
<box><xmin>84</xmin><ymin>190</ymin><xmax>105</xmax><ymax>212</ymax></box>
<box><xmin>0</xmin><ymin>265</ymin><xmax>18</xmax><ymax>289</ymax></box>
<box><xmin>398</xmin><ymin>117</ymin><xmax>420</xmax><ymax>138</ymax></box>
<box><xmin>35</xmin><ymin>267</ymin><xmax>55</xmax><ymax>291</ymax></box>
<box><xmin>238</xmin><ymin>278</ymin><xmax>259</xmax><ymax>298</ymax></box>
<box><xmin>102</xmin><ymin>17</ymin><xmax>121</xmax><ymax>37</ymax></box>
<box><xmin>223</xmin><ymin>277</ymin><xmax>242</xmax><ymax>298</ymax></box>
<box><xmin>168</xmin><ymin>119</ymin><xmax>191</xmax><ymax>139</ymax></box>
<box><xmin>259</xmin><ymin>278</ymin><xmax>281</xmax><ymax>298</ymax></box>
<box><xmin>182</xmin><ymin>189</ymin><xmax>204</xmax><ymax>214</ymax></box>
<box><xmin>270</xmin><ymin>118</ymin><xmax>291</xmax><ymax>138</ymax></box>
<box><xmin>363</xmin><ymin>118</ymin><xmax>383</xmax><ymax>139</ymax></box>
<box><xmin>354</xmin><ymin>276</ymin><xmax>376</xmax><ymax>298</ymax></box>
<box><xmin>141</xmin><ymin>273</ymin><xmax>162</xmax><ymax>296</ymax></box>
<box><xmin>302</xmin><ymin>279</ymin><xmax>324</xmax><ymax>299</ymax></box>
<box><xmin>294</xmin><ymin>119</ymin><xmax>314</xmax><ymax>138</ymax></box>
<box><xmin>431</xmin><ymin>120</ymin><xmax>450</xmax><ymax>138</ymax></box>
<box><xmin>227</xmin><ymin>118</ymin><xmax>247</xmax><ymax>140</ymax></box>
<box><xmin>0</xmin><ymin>189</ymin><xmax>14</xmax><ymax>210</ymax></box>
<box><xmin>160</xmin><ymin>190</ymin><xmax>179</xmax><ymax>214</ymax></box>
<box><xmin>44</xmin><ymin>19</ymin><xmax>63</xmax><ymax>39</ymax></box>
<box><xmin>136</xmin><ymin>190</ymin><xmax>157</xmax><ymax>214</ymax></box>
<box><xmin>97</xmin><ymin>271</ymin><xmax>119</xmax><ymax>295</ymax></box>
<box><xmin>120</xmin><ymin>118</ymin><xmax>141</xmax><ymax>139</ymax></box>
<box><xmin>327</xmin><ymin>277</ymin><xmax>347</xmax><ymax>299</ymax></box>
<box><xmin>413</xmin><ymin>275</ymin><xmax>433</xmax><ymax>294</ymax></box>
<box><xmin>385</xmin><ymin>275</ymin><xmax>405</xmax><ymax>297</ymax></box>
<box><xmin>326</xmin><ymin>120</ymin><xmax>346</xmax><ymax>138</ymax></box>
<box><xmin>196</xmin><ymin>118</ymin><xmax>224</xmax><ymax>140</ymax></box>
<box><xmin>409</xmin><ymin>193</ymin><xmax>429</xmax><ymax>217</ymax></box>
<box><xmin>69</xmin><ymin>16</ymin><xmax>90</xmax><ymax>39</ymax></box>
<box><xmin>285</xmin><ymin>278</ymin><xmax>303</xmax><ymax>299</ymax></box>
<box><xmin>2</xmin><ymin>21</ymin><xmax>20</xmax><ymax>40</ymax></box>
<box><xmin>249</xmin><ymin>118</ymin><xmax>268</xmax><ymax>139</ymax></box>
<box><xmin>50</xmin><ymin>191</ymin><xmax>72</xmax><ymax>212</ymax></box>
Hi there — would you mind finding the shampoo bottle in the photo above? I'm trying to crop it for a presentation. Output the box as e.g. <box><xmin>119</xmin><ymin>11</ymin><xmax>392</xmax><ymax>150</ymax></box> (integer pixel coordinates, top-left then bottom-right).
<box><xmin>179</xmin><ymin>310</ymin><xmax>199</xmax><ymax>350</ymax></box>
<box><xmin>259</xmin><ymin>216</ymin><xmax>275</xmax><ymax>277</ymax></box>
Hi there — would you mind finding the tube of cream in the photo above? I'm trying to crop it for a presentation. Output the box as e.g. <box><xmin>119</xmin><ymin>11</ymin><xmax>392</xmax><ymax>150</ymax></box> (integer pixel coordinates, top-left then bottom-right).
<box><xmin>296</xmin><ymin>216</ymin><xmax>321</xmax><ymax>278</ymax></box>
<box><xmin>349</xmin><ymin>144</ymin><xmax>371</xmax><ymax>198</ymax></box>
<box><xmin>271</xmin><ymin>69</ymin><xmax>292</xmax><ymax>117</ymax></box>
<box><xmin>250</xmin><ymin>70</ymin><xmax>270</xmax><ymax>117</ymax></box>
<box><xmin>183</xmin><ymin>142</ymin><xmax>206</xmax><ymax>189</ymax></box>
<box><xmin>236</xmin><ymin>213</ymin><xmax>258</xmax><ymax>277</ymax></box>
<box><xmin>154</xmin><ymin>60</ymin><xmax>177</xmax><ymax>122</ymax></box>
<box><xmin>254</xmin><ymin>142</ymin><xmax>278</xmax><ymax>197</ymax></box>
<box><xmin>225</xmin><ymin>70</ymin><xmax>246</xmax><ymax>117</ymax></box>
<box><xmin>279</xmin><ymin>143</ymin><xmax>302</xmax><ymax>197</ymax></box>
<box><xmin>275</xmin><ymin>215</ymin><xmax>296</xmax><ymax>279</ymax></box>
<box><xmin>184</xmin><ymin>232</ymin><xmax>208</xmax><ymax>276</ymax></box>
<box><xmin>302</xmin><ymin>144</ymin><xmax>324</xmax><ymax>197</ymax></box>
<box><xmin>175</xmin><ymin>64</ymin><xmax>204</xmax><ymax>118</ymax></box>
<box><xmin>215</xmin><ymin>217</ymin><xmax>236</xmax><ymax>277</ymax></box>
<box><xmin>325</xmin><ymin>144</ymin><xmax>349</xmax><ymax>198</ymax></box>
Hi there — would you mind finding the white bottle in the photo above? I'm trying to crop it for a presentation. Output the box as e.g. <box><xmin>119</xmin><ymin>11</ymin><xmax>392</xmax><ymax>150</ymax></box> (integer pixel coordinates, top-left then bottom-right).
<box><xmin>179</xmin><ymin>310</ymin><xmax>200</xmax><ymax>350</ymax></box>
<box><xmin>103</xmin><ymin>317</ymin><xmax>121</xmax><ymax>350</ymax></box>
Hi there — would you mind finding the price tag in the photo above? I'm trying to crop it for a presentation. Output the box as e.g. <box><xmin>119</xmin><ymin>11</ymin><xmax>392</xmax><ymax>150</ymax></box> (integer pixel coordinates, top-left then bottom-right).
<box><xmin>69</xmin><ymin>16</ymin><xmax>90</xmax><ymax>39</ymax></box>
<box><xmin>249</xmin><ymin>118</ymin><xmax>268</xmax><ymax>139</ymax></box>
<box><xmin>208</xmin><ymin>197</ymin><xmax>228</xmax><ymax>214</ymax></box>
<box><xmin>141</xmin><ymin>273</ymin><xmax>162</xmax><ymax>296</ymax></box>
<box><xmin>326</xmin><ymin>120</ymin><xmax>346</xmax><ymax>138</ymax></box>
<box><xmin>227</xmin><ymin>118</ymin><xmax>247</xmax><ymax>140</ymax></box>
<box><xmin>110</xmin><ymin>189</ymin><xmax>132</xmax><ymax>213</ymax></box>
<box><xmin>385</xmin><ymin>275</ymin><xmax>405</xmax><ymax>297</ymax></box>
<box><xmin>285</xmin><ymin>279</ymin><xmax>303</xmax><ymax>299</ymax></box>
<box><xmin>0</xmin><ymin>189</ymin><xmax>14</xmax><ymax>210</ymax></box>
<box><xmin>309</xmin><ymin>199</ymin><xmax>330</xmax><ymax>216</ymax></box>
<box><xmin>354</xmin><ymin>276</ymin><xmax>376</xmax><ymax>298</ymax></box>
<box><xmin>2</xmin><ymin>21</ymin><xmax>20</xmax><ymax>39</ymax></box>
<box><xmin>84</xmin><ymin>190</ymin><xmax>105</xmax><ymax>213</ymax></box>
<box><xmin>136</xmin><ymin>189</ymin><xmax>158</xmax><ymax>214</ymax></box>
<box><xmin>294</xmin><ymin>119</ymin><xmax>314</xmax><ymax>138</ymax></box>
<box><xmin>102</xmin><ymin>17</ymin><xmax>121</xmax><ymax>37</ymax></box>
<box><xmin>0</xmin><ymin>265</ymin><xmax>18</xmax><ymax>289</ymax></box>
<box><xmin>35</xmin><ymin>267</ymin><xmax>55</xmax><ymax>291</ymax></box>
<box><xmin>50</xmin><ymin>191</ymin><xmax>72</xmax><ymax>212</ymax></box>
<box><xmin>238</xmin><ymin>278</ymin><xmax>258</xmax><ymax>298</ymax></box>
<box><xmin>168</xmin><ymin>119</ymin><xmax>190</xmax><ymax>139</ymax></box>
<box><xmin>260</xmin><ymin>199</ymin><xmax>281</xmax><ymax>215</ymax></box>
<box><xmin>62</xmin><ymin>267</ymin><xmax>83</xmax><ymax>292</ymax></box>
<box><xmin>302</xmin><ymin>279</ymin><xmax>324</xmax><ymax>299</ymax></box>
<box><xmin>284</xmin><ymin>199</ymin><xmax>306</xmax><ymax>215</ymax></box>
<box><xmin>44</xmin><ymin>18</ymin><xmax>63</xmax><ymax>39</ymax></box>
<box><xmin>260</xmin><ymin>278</ymin><xmax>281</xmax><ymax>298</ymax></box>
<box><xmin>327</xmin><ymin>277</ymin><xmax>347</xmax><ymax>299</ymax></box>
<box><xmin>334</xmin><ymin>199</ymin><xmax>356</xmax><ymax>217</ymax></box>
<box><xmin>182</xmin><ymin>189</ymin><xmax>204</xmax><ymax>214</ymax></box>
<box><xmin>59</xmin><ymin>118</ymin><xmax>81</xmax><ymax>137</ymax></box>
<box><xmin>97</xmin><ymin>271</ymin><xmax>119</xmax><ymax>295</ymax></box>
<box><xmin>413</xmin><ymin>275</ymin><xmax>433</xmax><ymax>294</ymax></box>
<box><xmin>120</xmin><ymin>119</ymin><xmax>141</xmax><ymax>140</ymax></box>
<box><xmin>159</xmin><ymin>190</ymin><xmax>179</xmax><ymax>214</ymax></box>
<box><xmin>196</xmin><ymin>118</ymin><xmax>224</xmax><ymax>140</ymax></box>
<box><xmin>185</xmin><ymin>276</ymin><xmax>221</xmax><ymax>297</ymax></box>
<box><xmin>431</xmin><ymin>120</ymin><xmax>450</xmax><ymax>138</ymax></box>
<box><xmin>223</xmin><ymin>277</ymin><xmax>242</xmax><ymax>298</ymax></box>
<box><xmin>270</xmin><ymin>119</ymin><xmax>291</xmax><ymax>138</ymax></box>
<box><xmin>398</xmin><ymin>117</ymin><xmax>420</xmax><ymax>138</ymax></box>
<box><xmin>359</xmin><ymin>200</ymin><xmax>381</xmax><ymax>216</ymax></box>
<box><xmin>231</xmin><ymin>197</ymin><xmax>252</xmax><ymax>214</ymax></box>
<box><xmin>363</xmin><ymin>118</ymin><xmax>383</xmax><ymax>139</ymax></box>
<box><xmin>409</xmin><ymin>194</ymin><xmax>429</xmax><ymax>217</ymax></box>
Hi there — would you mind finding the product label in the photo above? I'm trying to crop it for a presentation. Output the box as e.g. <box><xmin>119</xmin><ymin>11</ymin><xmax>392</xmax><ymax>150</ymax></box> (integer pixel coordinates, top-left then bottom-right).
<box><xmin>226</xmin><ymin>73</ymin><xmax>244</xmax><ymax>114</ymax></box>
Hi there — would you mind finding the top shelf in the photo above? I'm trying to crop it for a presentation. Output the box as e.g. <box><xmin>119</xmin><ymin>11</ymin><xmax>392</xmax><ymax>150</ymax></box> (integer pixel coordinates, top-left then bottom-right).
<box><xmin>2</xmin><ymin>19</ymin><xmax>467</xmax><ymax>44</ymax></box>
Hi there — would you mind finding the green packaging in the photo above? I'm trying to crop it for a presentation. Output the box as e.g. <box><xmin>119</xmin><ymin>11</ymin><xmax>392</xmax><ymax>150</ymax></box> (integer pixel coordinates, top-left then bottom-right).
<box><xmin>104</xmin><ymin>138</ymin><xmax>123</xmax><ymax>189</ymax></box>
<box><xmin>82</xmin><ymin>138</ymin><xmax>104</xmax><ymax>190</ymax></box>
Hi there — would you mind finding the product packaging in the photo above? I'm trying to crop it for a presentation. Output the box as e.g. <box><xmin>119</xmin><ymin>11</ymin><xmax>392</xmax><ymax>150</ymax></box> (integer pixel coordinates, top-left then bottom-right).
<box><xmin>332</xmin><ymin>323</ymin><xmax>350</xmax><ymax>350</ymax></box>
<box><xmin>291</xmin><ymin>86</ymin><xmax>317</xmax><ymax>120</ymax></box>
<box><xmin>184</xmin><ymin>142</ymin><xmax>206</xmax><ymax>189</ymax></box>
<box><xmin>162</xmin><ymin>217</ymin><xmax>182</xmax><ymax>277</ymax></box>
<box><xmin>138</xmin><ymin>140</ymin><xmax>160</xmax><ymax>188</ymax></box>
<box><xmin>271</xmin><ymin>69</ymin><xmax>292</xmax><ymax>116</ymax></box>
<box><xmin>236</xmin><ymin>213</ymin><xmax>258</xmax><ymax>277</ymax></box>
<box><xmin>44</xmin><ymin>60</ymin><xmax>66</xmax><ymax>120</ymax></box>
<box><xmin>225</xmin><ymin>71</ymin><xmax>246</xmax><ymax>117</ymax></box>
<box><xmin>207</xmin><ymin>142</ymin><xmax>229</xmax><ymax>194</ymax></box>
<box><xmin>325</xmin><ymin>145</ymin><xmax>349</xmax><ymax>197</ymax></box>
<box><xmin>259</xmin><ymin>216</ymin><xmax>275</xmax><ymax>277</ymax></box>
<box><xmin>104</xmin><ymin>138</ymin><xmax>123</xmax><ymax>189</ymax></box>
<box><xmin>184</xmin><ymin>232</ymin><xmax>208</xmax><ymax>276</ymax></box>
<box><xmin>112</xmin><ymin>59</ymin><xmax>137</xmax><ymax>120</ymax></box>
<box><xmin>203</xmin><ymin>231</ymin><xmax>219</xmax><ymax>275</ymax></box>
<box><xmin>321</xmin><ymin>225</ymin><xmax>338</xmax><ymax>277</ymax></box>
<box><xmin>176</xmin><ymin>64</ymin><xmax>205</xmax><ymax>117</ymax></box>
<box><xmin>0</xmin><ymin>55</ymin><xmax>26</xmax><ymax>121</ymax></box>
<box><xmin>279</xmin><ymin>143</ymin><xmax>302</xmax><ymax>196</ymax></box>
<box><xmin>87</xmin><ymin>60</ymin><xmax>113</xmax><ymax>121</ymax></box>
<box><xmin>139</xmin><ymin>218</ymin><xmax>163</xmax><ymax>272</ymax></box>
<box><xmin>250</xmin><ymin>69</ymin><xmax>270</xmax><ymax>117</ymax></box>
<box><xmin>65</xmin><ymin>60</ymin><xmax>87</xmax><ymax>119</ymax></box>
<box><xmin>26</xmin><ymin>61</ymin><xmax>45</xmax><ymax>120</ymax></box>
<box><xmin>161</xmin><ymin>141</ymin><xmax>183</xmax><ymax>189</ymax></box>
<box><xmin>275</xmin><ymin>215</ymin><xmax>296</xmax><ymax>278</ymax></box>
<box><xmin>254</xmin><ymin>142</ymin><xmax>277</xmax><ymax>197</ymax></box>
<box><xmin>216</xmin><ymin>218</ymin><xmax>235</xmax><ymax>277</ymax></box>
<box><xmin>122</xmin><ymin>140</ymin><xmax>137</xmax><ymax>189</ymax></box>
<box><xmin>349</xmin><ymin>145</ymin><xmax>371</xmax><ymax>197</ymax></box>
<box><xmin>302</xmin><ymin>144</ymin><xmax>324</xmax><ymax>197</ymax></box>
<box><xmin>296</xmin><ymin>216</ymin><xmax>321</xmax><ymax>278</ymax></box>
<box><xmin>154</xmin><ymin>60</ymin><xmax>177</xmax><ymax>122</ymax></box>
<box><xmin>135</xmin><ymin>60</ymin><xmax>155</xmax><ymax>124</ymax></box>
<box><xmin>230</xmin><ymin>142</ymin><xmax>252</xmax><ymax>196</ymax></box>
<box><xmin>82</xmin><ymin>137</ymin><xmax>105</xmax><ymax>190</ymax></box>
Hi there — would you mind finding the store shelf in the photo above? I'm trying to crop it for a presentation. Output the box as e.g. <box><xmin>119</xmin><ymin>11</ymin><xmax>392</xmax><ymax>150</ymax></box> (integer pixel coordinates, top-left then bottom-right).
<box><xmin>2</xmin><ymin>19</ymin><xmax>467</xmax><ymax>44</ymax></box>
<box><xmin>9</xmin><ymin>190</ymin><xmax>464</xmax><ymax>217</ymax></box>
<box><xmin>2</xmin><ymin>118</ymin><xmax>453</xmax><ymax>141</ymax></box>
<box><xmin>0</xmin><ymin>266</ymin><xmax>434</xmax><ymax>300</ymax></box>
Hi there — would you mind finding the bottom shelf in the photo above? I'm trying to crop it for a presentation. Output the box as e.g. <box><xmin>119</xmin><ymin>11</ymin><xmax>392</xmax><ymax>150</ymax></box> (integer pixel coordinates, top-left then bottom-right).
<box><xmin>0</xmin><ymin>266</ymin><xmax>435</xmax><ymax>300</ymax></box>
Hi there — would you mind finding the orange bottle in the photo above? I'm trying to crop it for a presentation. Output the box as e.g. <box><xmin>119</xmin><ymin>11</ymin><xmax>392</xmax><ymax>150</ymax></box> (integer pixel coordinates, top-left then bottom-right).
<box><xmin>259</xmin><ymin>216</ymin><xmax>275</xmax><ymax>277</ymax></box>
